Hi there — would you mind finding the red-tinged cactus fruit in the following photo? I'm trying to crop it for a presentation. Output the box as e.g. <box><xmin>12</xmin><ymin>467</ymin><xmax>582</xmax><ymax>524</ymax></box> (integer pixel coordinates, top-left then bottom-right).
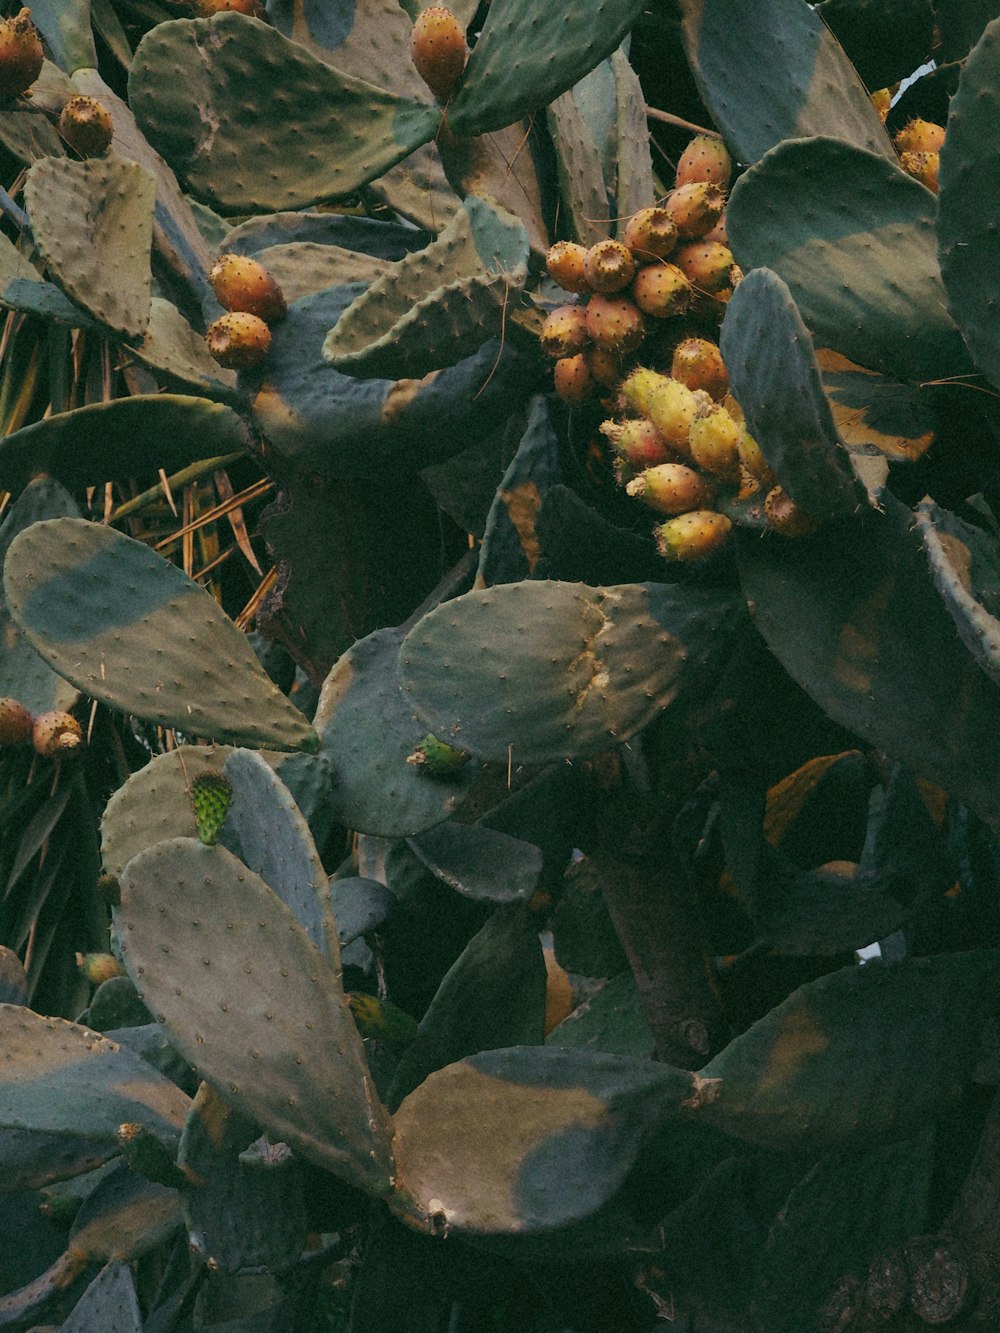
<box><xmin>618</xmin><ymin>366</ymin><xmax>671</xmax><ymax>417</ymax></box>
<box><xmin>0</xmin><ymin>697</ymin><xmax>32</xmax><ymax>745</ymax></box>
<box><xmin>539</xmin><ymin>303</ymin><xmax>590</xmax><ymax>358</ymax></box>
<box><xmin>900</xmin><ymin>150</ymin><xmax>939</xmax><ymax>194</ymax></box>
<box><xmin>584</xmin><ymin>294</ymin><xmax>645</xmax><ymax>354</ymax></box>
<box><xmin>553</xmin><ymin>353</ymin><xmax>594</xmax><ymax>405</ymax></box>
<box><xmin>0</xmin><ymin>8</ymin><xmax>43</xmax><ymax>100</ymax></box>
<box><xmin>665</xmin><ymin>181</ymin><xmax>726</xmax><ymax>240</ymax></box>
<box><xmin>623</xmin><ymin>207</ymin><xmax>678</xmax><ymax>264</ymax></box>
<box><xmin>58</xmin><ymin>95</ymin><xmax>114</xmax><ymax>157</ymax></box>
<box><xmin>646</xmin><ymin>378</ymin><xmax>702</xmax><ymax>452</ymax></box>
<box><xmin>675</xmin><ymin>134</ymin><xmax>732</xmax><ymax>190</ymax></box>
<box><xmin>674</xmin><ymin>241</ymin><xmax>736</xmax><ymax>294</ymax></box>
<box><xmin>600</xmin><ymin>417</ymin><xmax>675</xmax><ymax>471</ymax></box>
<box><xmin>410</xmin><ymin>6</ymin><xmax>468</xmax><ymax>103</ymax></box>
<box><xmin>671</xmin><ymin>337</ymin><xmax>729</xmax><ymax>400</ymax></box>
<box><xmin>587</xmin><ymin>345</ymin><xmax>629</xmax><ymax>388</ymax></box>
<box><xmin>584</xmin><ymin>239</ymin><xmax>636</xmax><ymax>294</ymax></box>
<box><xmin>894</xmin><ymin>118</ymin><xmax>945</xmax><ymax>155</ymax></box>
<box><xmin>625</xmin><ymin>462</ymin><xmax>715</xmax><ymax>515</ymax></box>
<box><xmin>209</xmin><ymin>253</ymin><xmax>286</xmax><ymax>324</ymax></box>
<box><xmin>702</xmin><ymin>210</ymin><xmax>729</xmax><ymax>246</ymax></box>
<box><xmin>737</xmin><ymin>424</ymin><xmax>776</xmax><ymax>486</ymax></box>
<box><xmin>632</xmin><ymin>263</ymin><xmax>692</xmax><ymax>318</ymax></box>
<box><xmin>688</xmin><ymin>403</ymin><xmax>742</xmax><ymax>481</ymax></box>
<box><xmin>655</xmin><ymin>509</ymin><xmax>732</xmax><ymax>561</ymax></box>
<box><xmin>76</xmin><ymin>951</ymin><xmax>125</xmax><ymax>985</ymax></box>
<box><xmin>546</xmin><ymin>240</ymin><xmax>591</xmax><ymax>293</ymax></box>
<box><xmin>206</xmin><ymin>311</ymin><xmax>272</xmax><ymax>369</ymax></box>
<box><xmin>32</xmin><ymin>710</ymin><xmax>83</xmax><ymax>759</ymax></box>
<box><xmin>765</xmin><ymin>485</ymin><xmax>820</xmax><ymax>537</ymax></box>
<box><xmin>194</xmin><ymin>0</ymin><xmax>266</xmax><ymax>14</ymax></box>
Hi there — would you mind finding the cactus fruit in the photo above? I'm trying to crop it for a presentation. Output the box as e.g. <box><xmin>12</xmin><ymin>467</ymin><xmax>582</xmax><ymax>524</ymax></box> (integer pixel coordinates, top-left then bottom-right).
<box><xmin>688</xmin><ymin>403</ymin><xmax>741</xmax><ymax>480</ymax></box>
<box><xmin>0</xmin><ymin>8</ymin><xmax>42</xmax><ymax>100</ymax></box>
<box><xmin>655</xmin><ymin>510</ymin><xmax>732</xmax><ymax>561</ymax></box>
<box><xmin>619</xmin><ymin>366</ymin><xmax>670</xmax><ymax>417</ymax></box>
<box><xmin>900</xmin><ymin>150</ymin><xmax>939</xmax><ymax>194</ymax></box>
<box><xmin>584</xmin><ymin>294</ymin><xmax>645</xmax><ymax>354</ymax></box>
<box><xmin>58</xmin><ymin>96</ymin><xmax>114</xmax><ymax>158</ymax></box>
<box><xmin>625</xmin><ymin>462</ymin><xmax>715</xmax><ymax>514</ymax></box>
<box><xmin>410</xmin><ymin>6</ymin><xmax>468</xmax><ymax>103</ymax></box>
<box><xmin>871</xmin><ymin>87</ymin><xmax>891</xmax><ymax>121</ymax></box>
<box><xmin>632</xmin><ymin>263</ymin><xmax>692</xmax><ymax>318</ymax></box>
<box><xmin>764</xmin><ymin>485</ymin><xmax>820</xmax><ymax>537</ymax></box>
<box><xmin>674</xmin><ymin>241</ymin><xmax>736</xmax><ymax>294</ymax></box>
<box><xmin>583</xmin><ymin>239</ymin><xmax>636</xmax><ymax>294</ymax></box>
<box><xmin>623</xmin><ymin>207</ymin><xmax>679</xmax><ymax>263</ymax></box>
<box><xmin>675</xmin><ymin>135</ymin><xmax>733</xmax><ymax>190</ymax></box>
<box><xmin>545</xmin><ymin>241</ymin><xmax>590</xmax><ymax>293</ymax></box>
<box><xmin>553</xmin><ymin>353</ymin><xmax>594</xmax><ymax>405</ymax></box>
<box><xmin>0</xmin><ymin>697</ymin><xmax>32</xmax><ymax>745</ymax></box>
<box><xmin>405</xmin><ymin>733</ymin><xmax>471</xmax><ymax>780</ymax></box>
<box><xmin>32</xmin><ymin>710</ymin><xmax>83</xmax><ymax>758</ymax></box>
<box><xmin>539</xmin><ymin>303</ymin><xmax>590</xmax><ymax>358</ymax></box>
<box><xmin>646</xmin><ymin>377</ymin><xmax>702</xmax><ymax>450</ymax></box>
<box><xmin>194</xmin><ymin>0</ymin><xmax>267</xmax><ymax>14</ymax></box>
<box><xmin>601</xmin><ymin>417</ymin><xmax>674</xmax><ymax>472</ymax></box>
<box><xmin>205</xmin><ymin>312</ymin><xmax>272</xmax><ymax>369</ymax></box>
<box><xmin>665</xmin><ymin>182</ymin><xmax>726</xmax><ymax>240</ymax></box>
<box><xmin>75</xmin><ymin>952</ymin><xmax>125</xmax><ymax>985</ymax></box>
<box><xmin>737</xmin><ymin>425</ymin><xmax>776</xmax><ymax>486</ymax></box>
<box><xmin>587</xmin><ymin>345</ymin><xmax>628</xmax><ymax>387</ymax></box>
<box><xmin>191</xmin><ymin>772</ymin><xmax>233</xmax><ymax>846</ymax></box>
<box><xmin>208</xmin><ymin>254</ymin><xmax>287</xmax><ymax>325</ymax></box>
<box><xmin>670</xmin><ymin>337</ymin><xmax>729</xmax><ymax>400</ymax></box>
<box><xmin>894</xmin><ymin>118</ymin><xmax>946</xmax><ymax>155</ymax></box>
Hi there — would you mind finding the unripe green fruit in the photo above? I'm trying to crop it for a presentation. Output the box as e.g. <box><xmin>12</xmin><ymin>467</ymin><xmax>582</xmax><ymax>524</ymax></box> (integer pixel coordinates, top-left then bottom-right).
<box><xmin>674</xmin><ymin>241</ymin><xmax>735</xmax><ymax>294</ymax></box>
<box><xmin>0</xmin><ymin>8</ymin><xmax>43</xmax><ymax>100</ymax></box>
<box><xmin>899</xmin><ymin>150</ymin><xmax>939</xmax><ymax>194</ymax></box>
<box><xmin>688</xmin><ymin>404</ymin><xmax>741</xmax><ymax>480</ymax></box>
<box><xmin>675</xmin><ymin>135</ymin><xmax>732</xmax><ymax>190</ymax></box>
<box><xmin>646</xmin><ymin>378</ymin><xmax>701</xmax><ymax>451</ymax></box>
<box><xmin>546</xmin><ymin>241</ymin><xmax>590</xmax><ymax>293</ymax></box>
<box><xmin>622</xmin><ymin>207</ymin><xmax>678</xmax><ymax>263</ymax></box>
<box><xmin>632</xmin><ymin>263</ymin><xmax>692</xmax><ymax>318</ymax></box>
<box><xmin>894</xmin><ymin>118</ymin><xmax>945</xmax><ymax>155</ymax></box>
<box><xmin>600</xmin><ymin>417</ymin><xmax>674</xmax><ymax>472</ymax></box>
<box><xmin>209</xmin><ymin>253</ymin><xmax>286</xmax><ymax>324</ymax></box>
<box><xmin>58</xmin><ymin>96</ymin><xmax>114</xmax><ymax>157</ymax></box>
<box><xmin>76</xmin><ymin>951</ymin><xmax>125</xmax><ymax>985</ymax></box>
<box><xmin>583</xmin><ymin>239</ymin><xmax>636</xmax><ymax>294</ymax></box>
<box><xmin>405</xmin><ymin>733</ymin><xmax>470</xmax><ymax>780</ymax></box>
<box><xmin>32</xmin><ymin>710</ymin><xmax>83</xmax><ymax>758</ymax></box>
<box><xmin>539</xmin><ymin>303</ymin><xmax>590</xmax><ymax>358</ymax></box>
<box><xmin>618</xmin><ymin>367</ymin><xmax>671</xmax><ymax>418</ymax></box>
<box><xmin>0</xmin><ymin>696</ymin><xmax>32</xmax><ymax>745</ymax></box>
<box><xmin>206</xmin><ymin>311</ymin><xmax>271</xmax><ymax>369</ymax></box>
<box><xmin>670</xmin><ymin>337</ymin><xmax>728</xmax><ymax>400</ymax></box>
<box><xmin>655</xmin><ymin>510</ymin><xmax>732</xmax><ymax>561</ymax></box>
<box><xmin>626</xmin><ymin>462</ymin><xmax>714</xmax><ymax>515</ymax></box>
<box><xmin>410</xmin><ymin>6</ymin><xmax>468</xmax><ymax>102</ymax></box>
<box><xmin>665</xmin><ymin>182</ymin><xmax>726</xmax><ymax>240</ymax></box>
<box><xmin>584</xmin><ymin>294</ymin><xmax>645</xmax><ymax>354</ymax></box>
<box><xmin>765</xmin><ymin>485</ymin><xmax>819</xmax><ymax>537</ymax></box>
<box><xmin>553</xmin><ymin>353</ymin><xmax>594</xmax><ymax>405</ymax></box>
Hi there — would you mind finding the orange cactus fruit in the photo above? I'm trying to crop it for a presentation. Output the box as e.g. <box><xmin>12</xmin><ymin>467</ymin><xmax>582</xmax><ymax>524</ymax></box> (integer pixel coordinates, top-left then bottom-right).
<box><xmin>209</xmin><ymin>253</ymin><xmax>287</xmax><ymax>324</ymax></box>
<box><xmin>622</xmin><ymin>207</ymin><xmax>678</xmax><ymax>264</ymax></box>
<box><xmin>632</xmin><ymin>263</ymin><xmax>692</xmax><ymax>318</ymax></box>
<box><xmin>655</xmin><ymin>510</ymin><xmax>732</xmax><ymax>561</ymax></box>
<box><xmin>665</xmin><ymin>181</ymin><xmax>727</xmax><ymax>240</ymax></box>
<box><xmin>584</xmin><ymin>294</ymin><xmax>646</xmax><ymax>354</ymax></box>
<box><xmin>675</xmin><ymin>135</ymin><xmax>732</xmax><ymax>190</ymax></box>
<box><xmin>894</xmin><ymin>118</ymin><xmax>945</xmax><ymax>155</ymax></box>
<box><xmin>625</xmin><ymin>462</ymin><xmax>715</xmax><ymax>515</ymax></box>
<box><xmin>410</xmin><ymin>7</ymin><xmax>468</xmax><ymax>102</ymax></box>
<box><xmin>546</xmin><ymin>241</ymin><xmax>590</xmax><ymax>293</ymax></box>
<box><xmin>539</xmin><ymin>303</ymin><xmax>590</xmax><ymax>359</ymax></box>
<box><xmin>58</xmin><ymin>95</ymin><xmax>114</xmax><ymax>157</ymax></box>
<box><xmin>670</xmin><ymin>337</ymin><xmax>729</xmax><ymax>400</ymax></box>
<box><xmin>205</xmin><ymin>311</ymin><xmax>272</xmax><ymax>370</ymax></box>
<box><xmin>583</xmin><ymin>239</ymin><xmax>636</xmax><ymax>294</ymax></box>
<box><xmin>0</xmin><ymin>8</ymin><xmax>43</xmax><ymax>100</ymax></box>
<box><xmin>553</xmin><ymin>353</ymin><xmax>595</xmax><ymax>406</ymax></box>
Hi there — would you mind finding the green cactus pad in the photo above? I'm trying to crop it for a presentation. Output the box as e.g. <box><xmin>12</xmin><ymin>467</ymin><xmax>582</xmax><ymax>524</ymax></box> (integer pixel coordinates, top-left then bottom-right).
<box><xmin>726</xmin><ymin>137</ymin><xmax>970</xmax><ymax>386</ymax></box>
<box><xmin>0</xmin><ymin>478</ymin><xmax>80</xmax><ymax>717</ymax></box>
<box><xmin>0</xmin><ymin>393</ymin><xmax>249</xmax><ymax>495</ymax></box>
<box><xmin>408</xmin><ymin>824</ymin><xmax>543</xmax><ymax>904</ymax></box>
<box><xmin>315</xmin><ymin>626</ymin><xmax>476</xmax><ymax>838</ymax></box>
<box><xmin>68</xmin><ymin>1161</ymin><xmax>181</xmax><ymax>1263</ymax></box>
<box><xmin>0</xmin><ymin>1004</ymin><xmax>190</xmax><ymax>1192</ymax></box>
<box><xmin>24</xmin><ymin>0</ymin><xmax>97</xmax><ymax>75</ymax></box>
<box><xmin>330</xmin><ymin>877</ymin><xmax>393</xmax><ymax>946</ymax></box>
<box><xmin>938</xmin><ymin>17</ymin><xmax>1000</xmax><ymax>390</ymax></box>
<box><xmin>324</xmin><ymin>197</ymin><xmax>530</xmax><ymax>378</ymax></box>
<box><xmin>118</xmin><ymin>838</ymin><xmax>394</xmax><ymax>1196</ymax></box>
<box><xmin>0</xmin><ymin>230</ymin><xmax>100</xmax><ymax>329</ymax></box>
<box><xmin>547</xmin><ymin>971</ymin><xmax>655</xmax><ymax>1060</ymax></box>
<box><xmin>130</xmin><ymin>299</ymin><xmax>239</xmax><ymax>401</ymax></box>
<box><xmin>446</xmin><ymin>0</ymin><xmax>646</xmax><ymax>137</ymax></box>
<box><xmin>249</xmin><ymin>242</ymin><xmax>391</xmax><ymax>303</ymax></box>
<box><xmin>735</xmin><ymin>494</ymin><xmax>1000</xmax><ymax>827</ymax></box>
<box><xmin>399</xmin><ymin>580</ymin><xmax>741</xmax><ymax>765</ymax></box>
<box><xmin>914</xmin><ymin>499</ymin><xmax>1000</xmax><ymax>687</ymax></box>
<box><xmin>222</xmin><ymin>212</ymin><xmax>430</xmax><ymax>262</ymax></box>
<box><xmin>477</xmin><ymin>394</ymin><xmax>561</xmax><ymax>585</ymax></box>
<box><xmin>817</xmin><ymin>349</ymin><xmax>936</xmax><ymax>465</ymax></box>
<box><xmin>24</xmin><ymin>156</ymin><xmax>156</xmax><ymax>339</ymax></box>
<box><xmin>390</xmin><ymin>1046</ymin><xmax>694</xmax><ymax>1234</ymax></box>
<box><xmin>129</xmin><ymin>15</ymin><xmax>441</xmax><ymax>213</ymax></box>
<box><xmin>61</xmin><ymin>1262</ymin><xmax>142</xmax><ymax>1333</ymax></box>
<box><xmin>546</xmin><ymin>90</ymin><xmax>611</xmax><ymax>248</ymax></box>
<box><xmin>677</xmin><ymin>0</ymin><xmax>893</xmax><ymax>164</ymax></box>
<box><xmin>720</xmin><ymin>267</ymin><xmax>870</xmax><ymax>519</ymax></box>
<box><xmin>610</xmin><ymin>49</ymin><xmax>655</xmax><ymax>227</ymax></box>
<box><xmin>191</xmin><ymin>773</ymin><xmax>233</xmax><ymax>847</ymax></box>
<box><xmin>693</xmin><ymin>951</ymin><xmax>1000</xmax><ymax>1150</ymax></box>
<box><xmin>3</xmin><ymin>518</ymin><xmax>317</xmax><ymax>751</ymax></box>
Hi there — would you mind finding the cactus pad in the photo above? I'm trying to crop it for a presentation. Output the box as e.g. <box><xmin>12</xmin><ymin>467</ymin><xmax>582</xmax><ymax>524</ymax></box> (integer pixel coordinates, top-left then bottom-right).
<box><xmin>191</xmin><ymin>773</ymin><xmax>233</xmax><ymax>847</ymax></box>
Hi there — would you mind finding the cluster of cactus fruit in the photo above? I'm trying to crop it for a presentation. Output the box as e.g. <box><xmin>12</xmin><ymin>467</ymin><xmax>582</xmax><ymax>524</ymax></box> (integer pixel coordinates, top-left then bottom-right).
<box><xmin>3</xmin><ymin>0</ymin><xmax>1000</xmax><ymax>1330</ymax></box>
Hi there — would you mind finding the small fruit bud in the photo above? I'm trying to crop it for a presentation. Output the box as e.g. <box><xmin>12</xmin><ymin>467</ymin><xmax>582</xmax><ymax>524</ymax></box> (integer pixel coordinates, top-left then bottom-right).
<box><xmin>58</xmin><ymin>96</ymin><xmax>113</xmax><ymax>157</ymax></box>
<box><xmin>871</xmin><ymin>88</ymin><xmax>891</xmax><ymax>121</ymax></box>
<box><xmin>206</xmin><ymin>311</ymin><xmax>271</xmax><ymax>369</ymax></box>
<box><xmin>0</xmin><ymin>697</ymin><xmax>32</xmax><ymax>746</ymax></box>
<box><xmin>76</xmin><ymin>951</ymin><xmax>125</xmax><ymax>985</ymax></box>
<box><xmin>675</xmin><ymin>135</ymin><xmax>732</xmax><ymax>190</ymax></box>
<box><xmin>0</xmin><ymin>9</ymin><xmax>43</xmax><ymax>100</ymax></box>
<box><xmin>670</xmin><ymin>337</ymin><xmax>729</xmax><ymax>400</ymax></box>
<box><xmin>632</xmin><ymin>263</ymin><xmax>692</xmax><ymax>318</ymax></box>
<box><xmin>410</xmin><ymin>6</ymin><xmax>468</xmax><ymax>102</ymax></box>
<box><xmin>894</xmin><ymin>118</ymin><xmax>945</xmax><ymax>155</ymax></box>
<box><xmin>688</xmin><ymin>403</ymin><xmax>741</xmax><ymax>480</ymax></box>
<box><xmin>553</xmin><ymin>353</ymin><xmax>594</xmax><ymax>406</ymax></box>
<box><xmin>539</xmin><ymin>303</ymin><xmax>590</xmax><ymax>358</ymax></box>
<box><xmin>209</xmin><ymin>253</ymin><xmax>286</xmax><ymax>324</ymax></box>
<box><xmin>405</xmin><ymin>733</ymin><xmax>470</xmax><ymax>780</ymax></box>
<box><xmin>32</xmin><ymin>710</ymin><xmax>82</xmax><ymax>758</ymax></box>
<box><xmin>899</xmin><ymin>150</ymin><xmax>939</xmax><ymax>194</ymax></box>
<box><xmin>600</xmin><ymin>417</ymin><xmax>674</xmax><ymax>472</ymax></box>
<box><xmin>646</xmin><ymin>378</ymin><xmax>701</xmax><ymax>451</ymax></box>
<box><xmin>665</xmin><ymin>182</ymin><xmax>726</xmax><ymax>239</ymax></box>
<box><xmin>546</xmin><ymin>241</ymin><xmax>590</xmax><ymax>293</ymax></box>
<box><xmin>764</xmin><ymin>485</ymin><xmax>819</xmax><ymax>537</ymax></box>
<box><xmin>674</xmin><ymin>241</ymin><xmax>735</xmax><ymax>294</ymax></box>
<box><xmin>584</xmin><ymin>294</ymin><xmax>645</xmax><ymax>354</ymax></box>
<box><xmin>625</xmin><ymin>462</ymin><xmax>715</xmax><ymax>514</ymax></box>
<box><xmin>583</xmin><ymin>239</ymin><xmax>636</xmax><ymax>294</ymax></box>
<box><xmin>622</xmin><ymin>207</ymin><xmax>678</xmax><ymax>264</ymax></box>
<box><xmin>655</xmin><ymin>510</ymin><xmax>732</xmax><ymax>561</ymax></box>
<box><xmin>191</xmin><ymin>772</ymin><xmax>233</xmax><ymax>846</ymax></box>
